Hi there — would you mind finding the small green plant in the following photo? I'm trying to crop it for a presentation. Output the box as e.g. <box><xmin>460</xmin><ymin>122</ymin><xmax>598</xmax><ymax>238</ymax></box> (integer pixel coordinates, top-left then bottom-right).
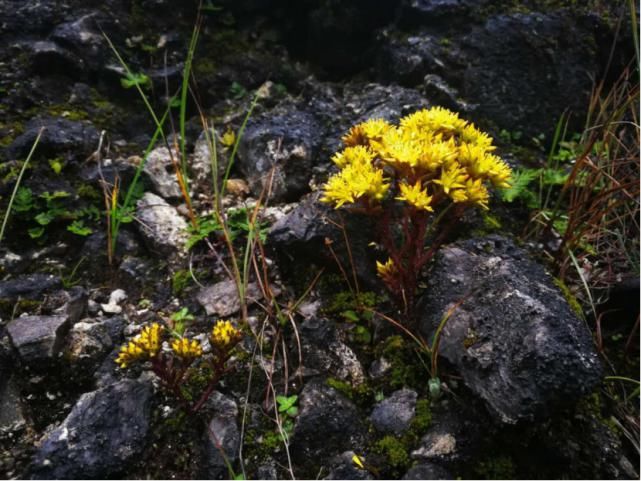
<box><xmin>116</xmin><ymin>320</ymin><xmax>242</xmax><ymax>413</ymax></box>
<box><xmin>321</xmin><ymin>107</ymin><xmax>512</xmax><ymax>317</ymax></box>
<box><xmin>229</xmin><ymin>81</ymin><xmax>247</xmax><ymax>100</ymax></box>
<box><xmin>169</xmin><ymin>307</ymin><xmax>195</xmax><ymax>335</ymax></box>
<box><xmin>275</xmin><ymin>394</ymin><xmax>298</xmax><ymax>436</ymax></box>
<box><xmin>120</xmin><ymin>71</ymin><xmax>152</xmax><ymax>90</ymax></box>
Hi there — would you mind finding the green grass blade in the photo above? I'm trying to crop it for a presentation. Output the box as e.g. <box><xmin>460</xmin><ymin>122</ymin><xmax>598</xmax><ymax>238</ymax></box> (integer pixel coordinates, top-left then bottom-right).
<box><xmin>0</xmin><ymin>127</ymin><xmax>44</xmax><ymax>245</ymax></box>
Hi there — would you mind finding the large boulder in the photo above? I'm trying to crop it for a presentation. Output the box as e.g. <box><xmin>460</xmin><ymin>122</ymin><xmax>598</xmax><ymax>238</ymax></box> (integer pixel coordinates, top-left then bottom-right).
<box><xmin>29</xmin><ymin>379</ymin><xmax>153</xmax><ymax>479</ymax></box>
<box><xmin>417</xmin><ymin>236</ymin><xmax>601</xmax><ymax>424</ymax></box>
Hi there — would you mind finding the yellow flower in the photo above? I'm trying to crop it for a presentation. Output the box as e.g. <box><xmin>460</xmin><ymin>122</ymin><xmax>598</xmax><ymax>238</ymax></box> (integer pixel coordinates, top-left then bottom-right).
<box><xmin>417</xmin><ymin>138</ymin><xmax>457</xmax><ymax>172</ymax></box>
<box><xmin>331</xmin><ymin>145</ymin><xmax>375</xmax><ymax>169</ymax></box>
<box><xmin>342</xmin><ymin>118</ymin><xmax>392</xmax><ymax>147</ymax></box>
<box><xmin>460</xmin><ymin>123</ymin><xmax>495</xmax><ymax>150</ymax></box>
<box><xmin>221</xmin><ymin>128</ymin><xmax>236</xmax><ymax>148</ymax></box>
<box><xmin>378</xmin><ymin>127</ymin><xmax>422</xmax><ymax>169</ymax></box>
<box><xmin>116</xmin><ymin>323</ymin><xmax>164</xmax><ymax>368</ymax></box>
<box><xmin>463</xmin><ymin>178</ymin><xmax>490</xmax><ymax>209</ymax></box>
<box><xmin>401</xmin><ymin>106</ymin><xmax>467</xmax><ymax>137</ymax></box>
<box><xmin>376</xmin><ymin>257</ymin><xmax>397</xmax><ymax>283</ymax></box>
<box><xmin>211</xmin><ymin>320</ymin><xmax>241</xmax><ymax>348</ymax></box>
<box><xmin>396</xmin><ymin>181</ymin><xmax>434</xmax><ymax>211</ymax></box>
<box><xmin>171</xmin><ymin>337</ymin><xmax>203</xmax><ymax>359</ymax></box>
<box><xmin>321</xmin><ymin>161</ymin><xmax>389</xmax><ymax>208</ymax></box>
<box><xmin>433</xmin><ymin>164</ymin><xmax>467</xmax><ymax>193</ymax></box>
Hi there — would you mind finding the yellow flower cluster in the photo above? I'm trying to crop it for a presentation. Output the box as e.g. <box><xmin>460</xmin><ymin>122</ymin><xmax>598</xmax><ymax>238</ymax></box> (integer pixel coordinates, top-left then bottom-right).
<box><xmin>116</xmin><ymin>323</ymin><xmax>164</xmax><ymax>368</ymax></box>
<box><xmin>171</xmin><ymin>337</ymin><xmax>203</xmax><ymax>360</ymax></box>
<box><xmin>211</xmin><ymin>320</ymin><xmax>241</xmax><ymax>349</ymax></box>
<box><xmin>321</xmin><ymin>107</ymin><xmax>512</xmax><ymax>210</ymax></box>
<box><xmin>376</xmin><ymin>258</ymin><xmax>397</xmax><ymax>284</ymax></box>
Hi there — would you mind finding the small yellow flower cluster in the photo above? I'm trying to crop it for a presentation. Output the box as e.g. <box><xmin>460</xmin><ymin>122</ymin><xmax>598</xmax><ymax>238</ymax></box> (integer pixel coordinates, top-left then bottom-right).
<box><xmin>321</xmin><ymin>107</ymin><xmax>512</xmax><ymax>211</ymax></box>
<box><xmin>211</xmin><ymin>320</ymin><xmax>241</xmax><ymax>349</ymax></box>
<box><xmin>116</xmin><ymin>323</ymin><xmax>164</xmax><ymax>368</ymax></box>
<box><xmin>171</xmin><ymin>337</ymin><xmax>203</xmax><ymax>360</ymax></box>
<box><xmin>376</xmin><ymin>258</ymin><xmax>397</xmax><ymax>285</ymax></box>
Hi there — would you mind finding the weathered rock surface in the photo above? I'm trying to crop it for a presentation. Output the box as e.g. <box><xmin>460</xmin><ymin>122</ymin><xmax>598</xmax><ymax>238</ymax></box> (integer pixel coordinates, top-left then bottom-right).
<box><xmin>324</xmin><ymin>451</ymin><xmax>374</xmax><ymax>480</ymax></box>
<box><xmin>268</xmin><ymin>192</ymin><xmax>378</xmax><ymax>289</ymax></box>
<box><xmin>238</xmin><ymin>108</ymin><xmax>323</xmax><ymax>202</ymax></box>
<box><xmin>297</xmin><ymin>317</ymin><xmax>365</xmax><ymax>385</ymax></box>
<box><xmin>417</xmin><ymin>236</ymin><xmax>602</xmax><ymax>424</ymax></box>
<box><xmin>141</xmin><ymin>146</ymin><xmax>183</xmax><ymax>200</ymax></box>
<box><xmin>29</xmin><ymin>379</ymin><xmax>153</xmax><ymax>479</ymax></box>
<box><xmin>0</xmin><ymin>376</ymin><xmax>25</xmax><ymax>429</ymax></box>
<box><xmin>135</xmin><ymin>192</ymin><xmax>188</xmax><ymax>255</ymax></box>
<box><xmin>6</xmin><ymin>315</ymin><xmax>71</xmax><ymax>362</ymax></box>
<box><xmin>402</xmin><ymin>462</ymin><xmax>453</xmax><ymax>480</ymax></box>
<box><xmin>64</xmin><ymin>318</ymin><xmax>113</xmax><ymax>365</ymax></box>
<box><xmin>370</xmin><ymin>388</ymin><xmax>417</xmax><ymax>434</ymax></box>
<box><xmin>202</xmin><ymin>391</ymin><xmax>240</xmax><ymax>479</ymax></box>
<box><xmin>196</xmin><ymin>279</ymin><xmax>270</xmax><ymax>317</ymax></box>
<box><xmin>0</xmin><ymin>274</ymin><xmax>61</xmax><ymax>301</ymax></box>
<box><xmin>291</xmin><ymin>380</ymin><xmax>367</xmax><ymax>474</ymax></box>
<box><xmin>7</xmin><ymin>117</ymin><xmax>99</xmax><ymax>161</ymax></box>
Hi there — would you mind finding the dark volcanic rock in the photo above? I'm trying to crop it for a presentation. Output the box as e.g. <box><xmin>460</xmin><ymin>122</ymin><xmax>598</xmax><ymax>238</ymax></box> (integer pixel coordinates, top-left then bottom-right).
<box><xmin>29</xmin><ymin>41</ymin><xmax>84</xmax><ymax>76</ymax></box>
<box><xmin>460</xmin><ymin>11</ymin><xmax>600</xmax><ymax>137</ymax></box>
<box><xmin>297</xmin><ymin>317</ymin><xmax>365</xmax><ymax>384</ymax></box>
<box><xmin>238</xmin><ymin>108</ymin><xmax>324</xmax><ymax>202</ymax></box>
<box><xmin>7</xmin><ymin>117</ymin><xmax>100</xmax><ymax>161</ymax></box>
<box><xmin>291</xmin><ymin>380</ymin><xmax>367</xmax><ymax>475</ymax></box>
<box><xmin>402</xmin><ymin>462</ymin><xmax>453</xmax><ymax>480</ymax></box>
<box><xmin>29</xmin><ymin>379</ymin><xmax>153</xmax><ymax>479</ymax></box>
<box><xmin>370</xmin><ymin>388</ymin><xmax>417</xmax><ymax>435</ymax></box>
<box><xmin>417</xmin><ymin>236</ymin><xmax>601</xmax><ymax>424</ymax></box>
<box><xmin>268</xmin><ymin>192</ymin><xmax>379</xmax><ymax>289</ymax></box>
<box><xmin>202</xmin><ymin>391</ymin><xmax>240</xmax><ymax>479</ymax></box>
<box><xmin>324</xmin><ymin>451</ymin><xmax>374</xmax><ymax>480</ymax></box>
<box><xmin>0</xmin><ymin>273</ymin><xmax>61</xmax><ymax>300</ymax></box>
<box><xmin>6</xmin><ymin>315</ymin><xmax>71</xmax><ymax>362</ymax></box>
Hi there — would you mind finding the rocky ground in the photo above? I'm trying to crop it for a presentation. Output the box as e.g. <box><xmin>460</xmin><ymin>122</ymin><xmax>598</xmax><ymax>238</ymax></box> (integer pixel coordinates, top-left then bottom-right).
<box><xmin>0</xmin><ymin>0</ymin><xmax>639</xmax><ymax>479</ymax></box>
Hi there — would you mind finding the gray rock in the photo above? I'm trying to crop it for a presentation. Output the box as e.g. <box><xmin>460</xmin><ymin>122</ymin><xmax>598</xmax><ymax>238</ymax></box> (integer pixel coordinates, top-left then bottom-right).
<box><xmin>7</xmin><ymin>315</ymin><xmax>70</xmax><ymax>362</ymax></box>
<box><xmin>197</xmin><ymin>279</ymin><xmax>269</xmax><ymax>317</ymax></box>
<box><xmin>50</xmin><ymin>12</ymin><xmax>112</xmax><ymax>73</ymax></box>
<box><xmin>29</xmin><ymin>40</ymin><xmax>83</xmax><ymax>76</ymax></box>
<box><xmin>290</xmin><ymin>380</ymin><xmax>367</xmax><ymax>475</ymax></box>
<box><xmin>0</xmin><ymin>376</ymin><xmax>25</xmax><ymax>429</ymax></box>
<box><xmin>192</xmin><ymin>129</ymin><xmax>221</xmax><ymax>186</ymax></box>
<box><xmin>135</xmin><ymin>192</ymin><xmax>188</xmax><ymax>255</ymax></box>
<box><xmin>368</xmin><ymin>357</ymin><xmax>392</xmax><ymax>380</ymax></box>
<box><xmin>141</xmin><ymin>146</ymin><xmax>183</xmax><ymax>200</ymax></box>
<box><xmin>324</xmin><ymin>451</ymin><xmax>374</xmax><ymax>480</ymax></box>
<box><xmin>0</xmin><ymin>273</ymin><xmax>61</xmax><ymax>301</ymax></box>
<box><xmin>377</xmin><ymin>35</ymin><xmax>449</xmax><ymax>87</ymax></box>
<box><xmin>370</xmin><ymin>388</ymin><xmax>417</xmax><ymax>434</ymax></box>
<box><xmin>29</xmin><ymin>379</ymin><xmax>152</xmax><ymax>479</ymax></box>
<box><xmin>268</xmin><ymin>192</ymin><xmax>379</xmax><ymax>289</ymax></box>
<box><xmin>402</xmin><ymin>462</ymin><xmax>453</xmax><ymax>480</ymax></box>
<box><xmin>417</xmin><ymin>236</ymin><xmax>601</xmax><ymax>424</ymax></box>
<box><xmin>64</xmin><ymin>319</ymin><xmax>113</xmax><ymax>364</ymax></box>
<box><xmin>7</xmin><ymin>117</ymin><xmax>99</xmax><ymax>161</ymax></box>
<box><xmin>238</xmin><ymin>108</ymin><xmax>323</xmax><ymax>202</ymax></box>
<box><xmin>203</xmin><ymin>391</ymin><xmax>239</xmax><ymax>479</ymax></box>
<box><xmin>342</xmin><ymin>83</ymin><xmax>429</xmax><ymax>124</ymax></box>
<box><xmin>53</xmin><ymin>286</ymin><xmax>88</xmax><ymax>324</ymax></box>
<box><xmin>101</xmin><ymin>289</ymin><xmax>127</xmax><ymax>314</ymax></box>
<box><xmin>460</xmin><ymin>11</ymin><xmax>600</xmax><ymax>138</ymax></box>
<box><xmin>399</xmin><ymin>0</ymin><xmax>490</xmax><ymax>24</ymax></box>
<box><xmin>297</xmin><ymin>318</ymin><xmax>365</xmax><ymax>385</ymax></box>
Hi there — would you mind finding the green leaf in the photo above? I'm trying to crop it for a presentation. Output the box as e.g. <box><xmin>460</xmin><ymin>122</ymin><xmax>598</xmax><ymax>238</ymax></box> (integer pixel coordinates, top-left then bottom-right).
<box><xmin>40</xmin><ymin>190</ymin><xmax>71</xmax><ymax>203</ymax></box>
<box><xmin>341</xmin><ymin>310</ymin><xmax>360</xmax><ymax>323</ymax></box>
<box><xmin>120</xmin><ymin>71</ymin><xmax>151</xmax><ymax>90</ymax></box>
<box><xmin>499</xmin><ymin>168</ymin><xmax>540</xmax><ymax>202</ymax></box>
<box><xmin>35</xmin><ymin>211</ymin><xmax>55</xmax><ymax>225</ymax></box>
<box><xmin>13</xmin><ymin>187</ymin><xmax>34</xmax><ymax>213</ymax></box>
<box><xmin>48</xmin><ymin>158</ymin><xmax>64</xmax><ymax>174</ymax></box>
<box><xmin>541</xmin><ymin>168</ymin><xmax>569</xmax><ymax>185</ymax></box>
<box><xmin>67</xmin><ymin>220</ymin><xmax>93</xmax><ymax>236</ymax></box>
<box><xmin>286</xmin><ymin>406</ymin><xmax>298</xmax><ymax>417</ymax></box>
<box><xmin>28</xmin><ymin>226</ymin><xmax>45</xmax><ymax>238</ymax></box>
<box><xmin>276</xmin><ymin>394</ymin><xmax>298</xmax><ymax>412</ymax></box>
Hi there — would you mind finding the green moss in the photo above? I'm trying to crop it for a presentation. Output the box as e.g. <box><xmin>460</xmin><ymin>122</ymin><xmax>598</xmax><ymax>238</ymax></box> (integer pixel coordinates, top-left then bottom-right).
<box><xmin>376</xmin><ymin>335</ymin><xmax>423</xmax><ymax>389</ymax></box>
<box><xmin>553</xmin><ymin>278</ymin><xmax>584</xmax><ymax>318</ymax></box>
<box><xmin>46</xmin><ymin>105</ymin><xmax>89</xmax><ymax>121</ymax></box>
<box><xmin>474</xmin><ymin>455</ymin><xmax>515</xmax><ymax>480</ymax></box>
<box><xmin>172</xmin><ymin>269</ymin><xmax>192</xmax><ymax>295</ymax></box>
<box><xmin>76</xmin><ymin>184</ymin><xmax>102</xmax><ymax>201</ymax></box>
<box><xmin>325</xmin><ymin>377</ymin><xmax>373</xmax><ymax>406</ymax></box>
<box><xmin>374</xmin><ymin>435</ymin><xmax>411</xmax><ymax>470</ymax></box>
<box><xmin>410</xmin><ymin>399</ymin><xmax>432</xmax><ymax>434</ymax></box>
